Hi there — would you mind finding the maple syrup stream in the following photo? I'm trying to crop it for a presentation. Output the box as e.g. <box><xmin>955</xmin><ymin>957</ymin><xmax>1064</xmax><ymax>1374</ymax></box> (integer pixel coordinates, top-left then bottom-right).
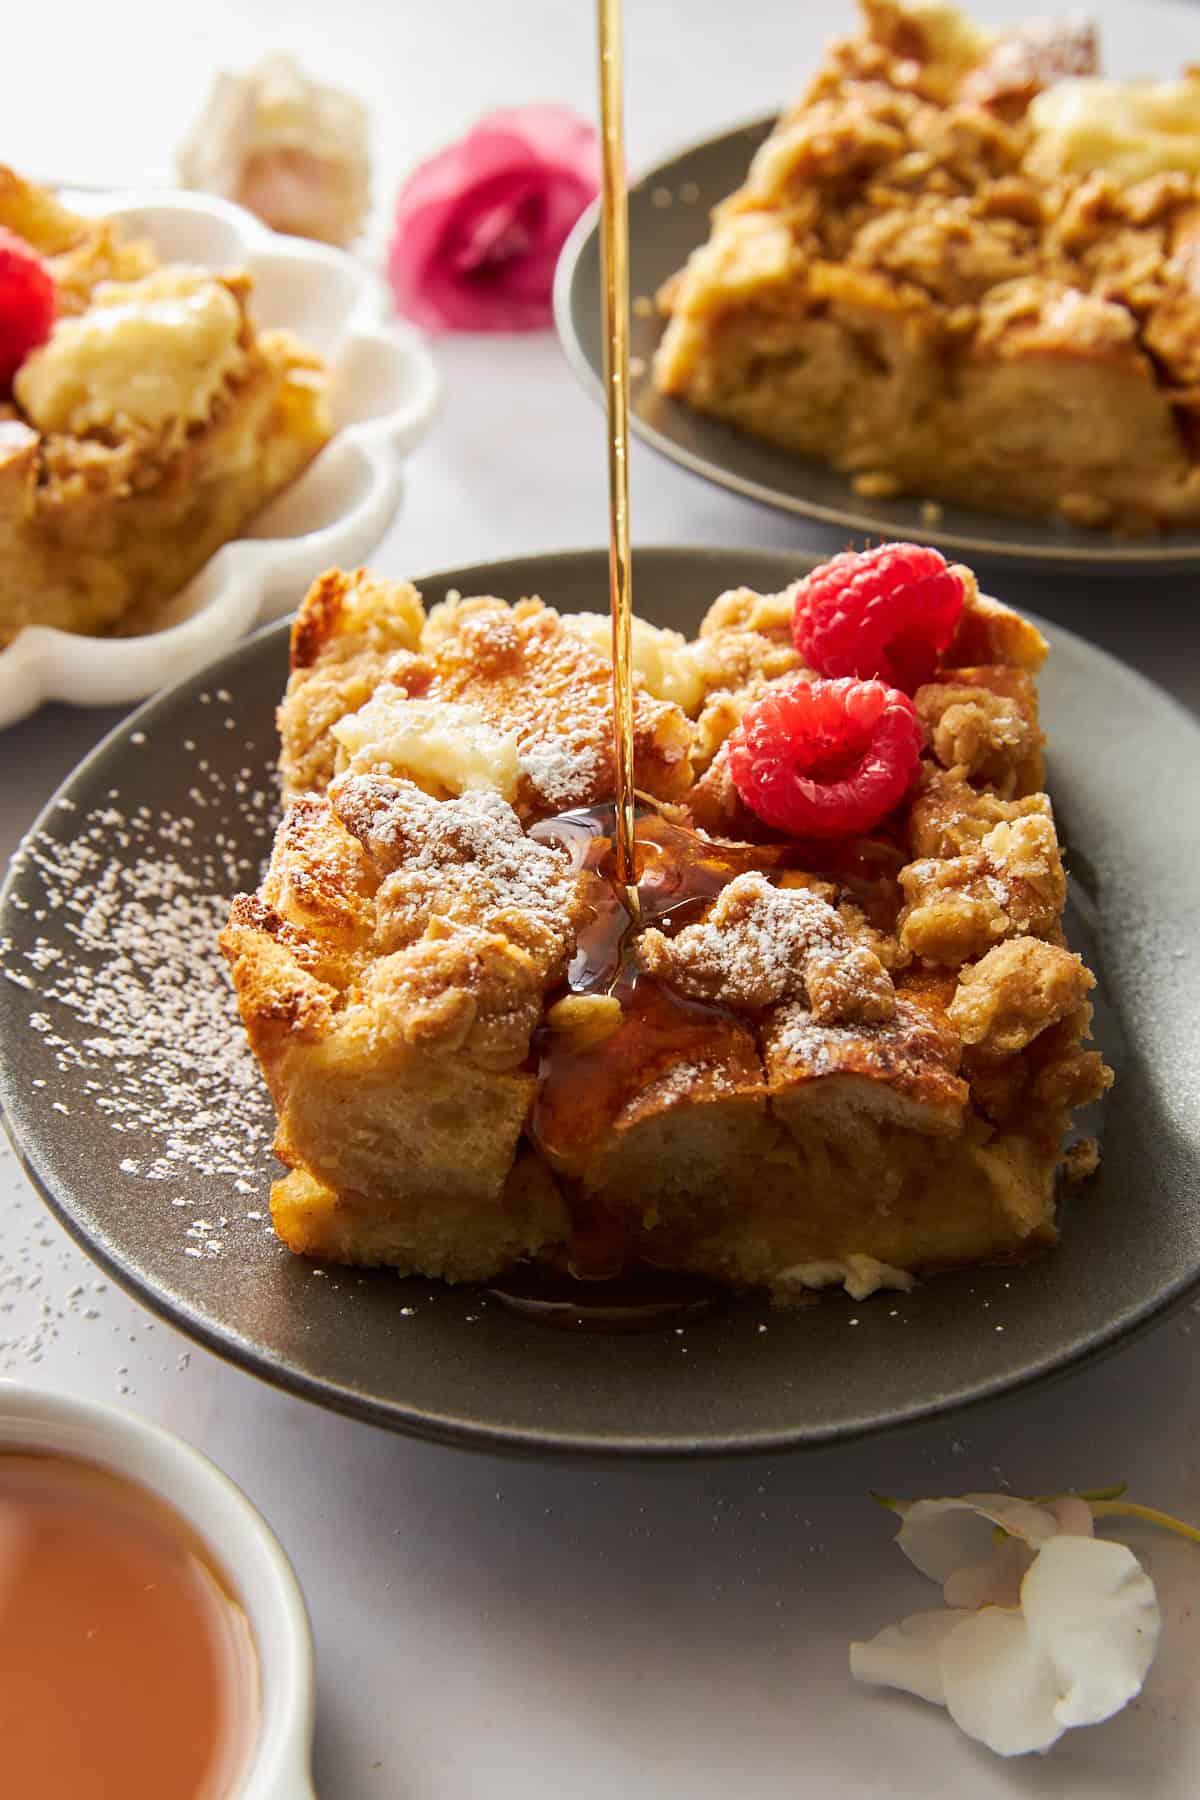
<box><xmin>489</xmin><ymin>1</ymin><xmax>723</xmax><ymax>1329</ymax></box>
<box><xmin>489</xmin><ymin>4</ymin><xmax>861</xmax><ymax>1331</ymax></box>
<box><xmin>597</xmin><ymin>0</ymin><xmax>638</xmax><ymax>899</ymax></box>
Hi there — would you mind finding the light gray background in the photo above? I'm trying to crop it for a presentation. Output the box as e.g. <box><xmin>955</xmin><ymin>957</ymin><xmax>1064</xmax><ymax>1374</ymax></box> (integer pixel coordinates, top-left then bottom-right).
<box><xmin>4</xmin><ymin>3</ymin><xmax>1200</xmax><ymax>1795</ymax></box>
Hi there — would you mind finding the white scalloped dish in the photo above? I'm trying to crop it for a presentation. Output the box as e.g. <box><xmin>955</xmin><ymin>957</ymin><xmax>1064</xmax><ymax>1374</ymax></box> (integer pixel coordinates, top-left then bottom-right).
<box><xmin>0</xmin><ymin>188</ymin><xmax>439</xmax><ymax>730</ymax></box>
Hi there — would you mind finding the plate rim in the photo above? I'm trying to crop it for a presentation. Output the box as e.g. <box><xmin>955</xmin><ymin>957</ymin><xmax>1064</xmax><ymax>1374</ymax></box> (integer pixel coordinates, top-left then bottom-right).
<box><xmin>4</xmin><ymin>542</ymin><xmax>1200</xmax><ymax>1460</ymax></box>
<box><xmin>554</xmin><ymin>114</ymin><xmax>1200</xmax><ymax>572</ymax></box>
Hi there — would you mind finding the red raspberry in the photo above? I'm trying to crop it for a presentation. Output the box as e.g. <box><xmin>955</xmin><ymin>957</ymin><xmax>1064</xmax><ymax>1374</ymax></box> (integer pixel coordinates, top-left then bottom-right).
<box><xmin>728</xmin><ymin>675</ymin><xmax>923</xmax><ymax>839</ymax></box>
<box><xmin>792</xmin><ymin>542</ymin><xmax>965</xmax><ymax>692</ymax></box>
<box><xmin>0</xmin><ymin>228</ymin><xmax>57</xmax><ymax>391</ymax></box>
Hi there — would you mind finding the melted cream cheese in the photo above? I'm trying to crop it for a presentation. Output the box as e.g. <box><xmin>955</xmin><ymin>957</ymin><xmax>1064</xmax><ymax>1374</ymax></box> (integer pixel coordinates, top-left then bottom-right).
<box><xmin>1030</xmin><ymin>76</ymin><xmax>1200</xmax><ymax>183</ymax></box>
<box><xmin>775</xmin><ymin>1255</ymin><xmax>917</xmax><ymax>1302</ymax></box>
<box><xmin>563</xmin><ymin>611</ymin><xmax>707</xmax><ymax>715</ymax></box>
<box><xmin>15</xmin><ymin>268</ymin><xmax>243</xmax><ymax>436</ymax></box>
<box><xmin>333</xmin><ymin>693</ymin><xmax>521</xmax><ymax>801</ymax></box>
<box><xmin>894</xmin><ymin>0</ymin><xmax>992</xmax><ymax>68</ymax></box>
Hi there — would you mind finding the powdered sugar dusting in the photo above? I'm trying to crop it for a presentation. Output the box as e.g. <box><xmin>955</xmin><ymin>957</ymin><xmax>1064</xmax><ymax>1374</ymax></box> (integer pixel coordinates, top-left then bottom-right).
<box><xmin>770</xmin><ymin>996</ymin><xmax>957</xmax><ymax>1088</ymax></box>
<box><xmin>648</xmin><ymin>1058</ymin><xmax>739</xmax><ymax>1105</ymax></box>
<box><xmin>638</xmin><ymin>873</ymin><xmax>896</xmax><ymax>1023</ymax></box>
<box><xmin>1</xmin><ymin>750</ymin><xmax>282</xmax><ymax>1229</ymax></box>
<box><xmin>661</xmin><ymin>874</ymin><xmax>819</xmax><ymax>1005</ymax></box>
<box><xmin>330</xmin><ymin>772</ymin><xmax>576</xmax><ymax>946</ymax></box>
<box><xmin>519</xmin><ymin>736</ymin><xmax>603</xmax><ymax>807</ymax></box>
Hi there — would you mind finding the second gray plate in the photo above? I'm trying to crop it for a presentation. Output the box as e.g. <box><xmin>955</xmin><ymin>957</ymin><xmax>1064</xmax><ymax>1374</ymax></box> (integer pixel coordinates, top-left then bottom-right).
<box><xmin>555</xmin><ymin>116</ymin><xmax>1200</xmax><ymax>572</ymax></box>
<box><xmin>2</xmin><ymin>547</ymin><xmax>1199</xmax><ymax>1458</ymax></box>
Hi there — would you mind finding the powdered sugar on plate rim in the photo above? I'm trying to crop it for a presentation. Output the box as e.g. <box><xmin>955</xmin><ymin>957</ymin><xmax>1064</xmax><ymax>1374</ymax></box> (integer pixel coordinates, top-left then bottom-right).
<box><xmin>0</xmin><ymin>703</ymin><xmax>283</xmax><ymax>1266</ymax></box>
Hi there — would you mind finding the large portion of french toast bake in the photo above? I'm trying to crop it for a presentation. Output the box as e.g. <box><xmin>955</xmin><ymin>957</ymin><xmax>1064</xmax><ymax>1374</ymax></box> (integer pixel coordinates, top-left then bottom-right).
<box><xmin>0</xmin><ymin>167</ymin><xmax>330</xmax><ymax>648</ymax></box>
<box><xmin>653</xmin><ymin>0</ymin><xmax>1200</xmax><ymax>534</ymax></box>
<box><xmin>220</xmin><ymin>553</ymin><xmax>1111</xmax><ymax>1302</ymax></box>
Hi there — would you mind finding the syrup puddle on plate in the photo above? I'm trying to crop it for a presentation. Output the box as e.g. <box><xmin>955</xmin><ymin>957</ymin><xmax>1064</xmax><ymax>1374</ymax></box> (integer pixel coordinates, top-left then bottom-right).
<box><xmin>488</xmin><ymin>1262</ymin><xmax>725</xmax><ymax>1332</ymax></box>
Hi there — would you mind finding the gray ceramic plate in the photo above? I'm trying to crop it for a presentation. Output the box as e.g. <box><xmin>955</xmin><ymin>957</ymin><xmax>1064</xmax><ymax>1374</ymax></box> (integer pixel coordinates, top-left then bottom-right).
<box><xmin>2</xmin><ymin>547</ymin><xmax>1199</xmax><ymax>1459</ymax></box>
<box><xmin>555</xmin><ymin>117</ymin><xmax>1200</xmax><ymax>572</ymax></box>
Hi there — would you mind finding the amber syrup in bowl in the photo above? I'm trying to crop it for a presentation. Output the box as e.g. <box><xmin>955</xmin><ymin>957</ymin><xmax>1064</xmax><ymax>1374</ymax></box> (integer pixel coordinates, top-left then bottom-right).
<box><xmin>0</xmin><ymin>1385</ymin><xmax>315</xmax><ymax>1799</ymax></box>
<box><xmin>0</xmin><ymin>1449</ymin><xmax>258</xmax><ymax>1798</ymax></box>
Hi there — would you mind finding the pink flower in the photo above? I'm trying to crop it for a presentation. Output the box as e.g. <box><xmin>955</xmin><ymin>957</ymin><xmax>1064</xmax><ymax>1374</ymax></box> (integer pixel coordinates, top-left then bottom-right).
<box><xmin>388</xmin><ymin>106</ymin><xmax>600</xmax><ymax>333</ymax></box>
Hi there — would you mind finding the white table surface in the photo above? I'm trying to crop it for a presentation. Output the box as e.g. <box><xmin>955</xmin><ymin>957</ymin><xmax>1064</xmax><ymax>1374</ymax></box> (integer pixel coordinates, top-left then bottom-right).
<box><xmin>5</xmin><ymin>2</ymin><xmax>1200</xmax><ymax>1795</ymax></box>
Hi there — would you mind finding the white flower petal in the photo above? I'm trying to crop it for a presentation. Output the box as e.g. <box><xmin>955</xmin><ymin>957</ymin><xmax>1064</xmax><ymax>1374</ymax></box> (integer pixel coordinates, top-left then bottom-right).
<box><xmin>941</xmin><ymin>1607</ymin><xmax>1065</xmax><ymax>1756</ymax></box>
<box><xmin>1044</xmin><ymin>1495</ymin><xmax>1095</xmax><ymax>1539</ymax></box>
<box><xmin>895</xmin><ymin>1494</ymin><xmax>1063</xmax><ymax>1584</ymax></box>
<box><xmin>850</xmin><ymin>1609</ymin><xmax>970</xmax><ymax>1705</ymax></box>
<box><xmin>944</xmin><ymin>1535</ymin><xmax>1034</xmax><ymax>1610</ymax></box>
<box><xmin>1022</xmin><ymin>1535</ymin><xmax>1161</xmax><ymax>1729</ymax></box>
<box><xmin>857</xmin><ymin>1491</ymin><xmax>1161</xmax><ymax>1761</ymax></box>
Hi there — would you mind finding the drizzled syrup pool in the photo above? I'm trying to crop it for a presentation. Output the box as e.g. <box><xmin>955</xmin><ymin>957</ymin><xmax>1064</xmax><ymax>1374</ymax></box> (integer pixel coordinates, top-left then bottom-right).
<box><xmin>492</xmin><ymin>804</ymin><xmax>786</xmax><ymax>1330</ymax></box>
<box><xmin>526</xmin><ymin>805</ymin><xmax>766</xmax><ymax>1163</ymax></box>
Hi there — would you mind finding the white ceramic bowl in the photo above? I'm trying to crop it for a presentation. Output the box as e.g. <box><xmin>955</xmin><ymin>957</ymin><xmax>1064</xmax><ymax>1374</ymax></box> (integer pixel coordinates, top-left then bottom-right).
<box><xmin>0</xmin><ymin>187</ymin><xmax>440</xmax><ymax>731</ymax></box>
<box><xmin>0</xmin><ymin>1382</ymin><xmax>315</xmax><ymax>1799</ymax></box>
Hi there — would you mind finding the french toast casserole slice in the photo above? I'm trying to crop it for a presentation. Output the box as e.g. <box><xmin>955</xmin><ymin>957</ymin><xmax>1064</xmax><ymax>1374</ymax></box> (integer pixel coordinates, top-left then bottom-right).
<box><xmin>0</xmin><ymin>166</ymin><xmax>330</xmax><ymax>649</ymax></box>
<box><xmin>220</xmin><ymin>560</ymin><xmax>1111</xmax><ymax>1302</ymax></box>
<box><xmin>653</xmin><ymin>0</ymin><xmax>1200</xmax><ymax>534</ymax></box>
